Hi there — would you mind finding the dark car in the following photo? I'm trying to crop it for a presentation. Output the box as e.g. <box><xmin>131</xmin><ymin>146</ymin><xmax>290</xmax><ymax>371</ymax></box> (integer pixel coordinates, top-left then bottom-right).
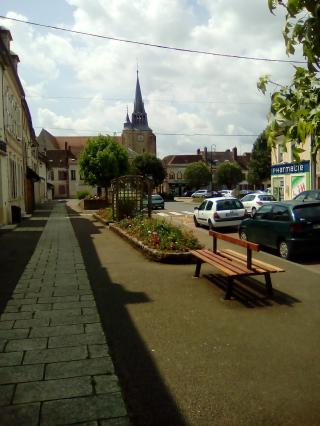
<box><xmin>183</xmin><ymin>190</ymin><xmax>194</xmax><ymax>197</ymax></box>
<box><xmin>239</xmin><ymin>200</ymin><xmax>320</xmax><ymax>259</ymax></box>
<box><xmin>204</xmin><ymin>190</ymin><xmax>223</xmax><ymax>198</ymax></box>
<box><xmin>143</xmin><ymin>194</ymin><xmax>165</xmax><ymax>209</ymax></box>
<box><xmin>293</xmin><ymin>190</ymin><xmax>320</xmax><ymax>202</ymax></box>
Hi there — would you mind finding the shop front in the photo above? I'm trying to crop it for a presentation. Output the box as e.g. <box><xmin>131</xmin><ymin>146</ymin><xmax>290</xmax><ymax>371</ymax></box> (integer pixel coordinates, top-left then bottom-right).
<box><xmin>271</xmin><ymin>160</ymin><xmax>311</xmax><ymax>201</ymax></box>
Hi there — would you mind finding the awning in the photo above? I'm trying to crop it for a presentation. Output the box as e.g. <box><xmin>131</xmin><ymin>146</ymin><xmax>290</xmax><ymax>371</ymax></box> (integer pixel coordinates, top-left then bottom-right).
<box><xmin>26</xmin><ymin>167</ymin><xmax>40</xmax><ymax>182</ymax></box>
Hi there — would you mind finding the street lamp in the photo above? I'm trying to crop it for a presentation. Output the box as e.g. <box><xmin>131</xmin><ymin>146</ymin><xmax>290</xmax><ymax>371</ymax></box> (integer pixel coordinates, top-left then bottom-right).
<box><xmin>210</xmin><ymin>144</ymin><xmax>216</xmax><ymax>191</ymax></box>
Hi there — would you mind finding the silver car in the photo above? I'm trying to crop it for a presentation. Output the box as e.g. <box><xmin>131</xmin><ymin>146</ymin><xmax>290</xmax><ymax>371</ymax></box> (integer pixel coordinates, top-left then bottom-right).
<box><xmin>193</xmin><ymin>197</ymin><xmax>246</xmax><ymax>230</ymax></box>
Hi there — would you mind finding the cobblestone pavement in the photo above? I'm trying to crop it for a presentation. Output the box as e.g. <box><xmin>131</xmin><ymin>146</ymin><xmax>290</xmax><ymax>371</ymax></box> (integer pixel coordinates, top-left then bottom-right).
<box><xmin>0</xmin><ymin>202</ymin><xmax>130</xmax><ymax>425</ymax></box>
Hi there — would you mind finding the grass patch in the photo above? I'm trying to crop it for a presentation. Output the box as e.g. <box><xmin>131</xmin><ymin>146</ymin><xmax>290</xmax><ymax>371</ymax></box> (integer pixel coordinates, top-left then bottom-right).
<box><xmin>96</xmin><ymin>207</ymin><xmax>113</xmax><ymax>222</ymax></box>
<box><xmin>117</xmin><ymin>215</ymin><xmax>202</xmax><ymax>252</ymax></box>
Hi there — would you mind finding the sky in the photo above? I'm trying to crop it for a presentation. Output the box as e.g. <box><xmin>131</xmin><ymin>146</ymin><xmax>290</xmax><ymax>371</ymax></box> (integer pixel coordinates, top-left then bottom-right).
<box><xmin>0</xmin><ymin>0</ymin><xmax>306</xmax><ymax>159</ymax></box>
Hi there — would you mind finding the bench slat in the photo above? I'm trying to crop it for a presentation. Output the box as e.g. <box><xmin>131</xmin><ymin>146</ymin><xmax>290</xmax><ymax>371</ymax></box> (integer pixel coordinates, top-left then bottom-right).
<box><xmin>191</xmin><ymin>249</ymin><xmax>256</xmax><ymax>276</ymax></box>
<box><xmin>220</xmin><ymin>249</ymin><xmax>284</xmax><ymax>273</ymax></box>
<box><xmin>190</xmin><ymin>250</ymin><xmax>240</xmax><ymax>276</ymax></box>
<box><xmin>209</xmin><ymin>230</ymin><xmax>260</xmax><ymax>252</ymax></box>
<box><xmin>201</xmin><ymin>249</ymin><xmax>251</xmax><ymax>274</ymax></box>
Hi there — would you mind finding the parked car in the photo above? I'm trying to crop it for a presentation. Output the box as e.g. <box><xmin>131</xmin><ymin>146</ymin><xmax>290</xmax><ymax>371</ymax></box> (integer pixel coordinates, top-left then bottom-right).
<box><xmin>204</xmin><ymin>190</ymin><xmax>223</xmax><ymax>198</ymax></box>
<box><xmin>240</xmin><ymin>193</ymin><xmax>276</xmax><ymax>215</ymax></box>
<box><xmin>143</xmin><ymin>194</ymin><xmax>165</xmax><ymax>209</ymax></box>
<box><xmin>183</xmin><ymin>190</ymin><xmax>194</xmax><ymax>197</ymax></box>
<box><xmin>293</xmin><ymin>189</ymin><xmax>320</xmax><ymax>202</ymax></box>
<box><xmin>238</xmin><ymin>200</ymin><xmax>320</xmax><ymax>259</ymax></box>
<box><xmin>191</xmin><ymin>189</ymin><xmax>211</xmax><ymax>198</ymax></box>
<box><xmin>220</xmin><ymin>189</ymin><xmax>233</xmax><ymax>197</ymax></box>
<box><xmin>193</xmin><ymin>197</ymin><xmax>246</xmax><ymax>230</ymax></box>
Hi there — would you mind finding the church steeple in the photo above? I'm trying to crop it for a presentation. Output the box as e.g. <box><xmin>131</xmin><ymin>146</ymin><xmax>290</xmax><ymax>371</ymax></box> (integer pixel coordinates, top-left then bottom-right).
<box><xmin>123</xmin><ymin>106</ymin><xmax>132</xmax><ymax>129</ymax></box>
<box><xmin>131</xmin><ymin>70</ymin><xmax>151</xmax><ymax>131</ymax></box>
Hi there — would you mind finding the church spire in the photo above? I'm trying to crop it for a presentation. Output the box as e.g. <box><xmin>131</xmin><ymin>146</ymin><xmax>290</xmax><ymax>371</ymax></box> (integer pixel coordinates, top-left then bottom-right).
<box><xmin>131</xmin><ymin>70</ymin><xmax>151</xmax><ymax>130</ymax></box>
<box><xmin>123</xmin><ymin>105</ymin><xmax>132</xmax><ymax>129</ymax></box>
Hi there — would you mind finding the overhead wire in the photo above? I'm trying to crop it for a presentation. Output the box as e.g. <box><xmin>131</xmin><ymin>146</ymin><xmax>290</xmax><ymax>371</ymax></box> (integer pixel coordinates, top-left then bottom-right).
<box><xmin>0</xmin><ymin>15</ymin><xmax>307</xmax><ymax>64</ymax></box>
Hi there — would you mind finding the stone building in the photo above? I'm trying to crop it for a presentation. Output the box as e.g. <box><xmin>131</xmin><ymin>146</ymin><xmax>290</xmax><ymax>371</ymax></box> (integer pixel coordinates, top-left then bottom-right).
<box><xmin>37</xmin><ymin>71</ymin><xmax>156</xmax><ymax>199</ymax></box>
<box><xmin>0</xmin><ymin>26</ymin><xmax>41</xmax><ymax>225</ymax></box>
<box><xmin>122</xmin><ymin>71</ymin><xmax>156</xmax><ymax>156</ymax></box>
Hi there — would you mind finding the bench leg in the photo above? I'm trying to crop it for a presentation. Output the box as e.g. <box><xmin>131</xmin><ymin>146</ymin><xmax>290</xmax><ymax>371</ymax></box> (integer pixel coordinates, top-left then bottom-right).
<box><xmin>224</xmin><ymin>277</ymin><xmax>234</xmax><ymax>300</ymax></box>
<box><xmin>194</xmin><ymin>260</ymin><xmax>202</xmax><ymax>278</ymax></box>
<box><xmin>264</xmin><ymin>273</ymin><xmax>273</xmax><ymax>296</ymax></box>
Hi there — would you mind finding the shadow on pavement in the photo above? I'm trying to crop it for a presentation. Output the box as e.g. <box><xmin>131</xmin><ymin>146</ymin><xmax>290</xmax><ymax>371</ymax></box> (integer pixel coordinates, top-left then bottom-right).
<box><xmin>206</xmin><ymin>273</ymin><xmax>301</xmax><ymax>308</ymax></box>
<box><xmin>67</xmin><ymin>204</ymin><xmax>188</xmax><ymax>426</ymax></box>
<box><xmin>0</xmin><ymin>205</ymin><xmax>51</xmax><ymax>316</ymax></box>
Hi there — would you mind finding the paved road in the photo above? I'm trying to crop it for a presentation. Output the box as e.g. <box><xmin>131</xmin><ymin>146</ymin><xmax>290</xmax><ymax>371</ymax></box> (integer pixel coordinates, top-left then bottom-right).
<box><xmin>1</xmin><ymin>200</ymin><xmax>320</xmax><ymax>425</ymax></box>
<box><xmin>69</xmin><ymin>200</ymin><xmax>320</xmax><ymax>426</ymax></box>
<box><xmin>155</xmin><ymin>199</ymin><xmax>320</xmax><ymax>275</ymax></box>
<box><xmin>0</xmin><ymin>202</ymin><xmax>129</xmax><ymax>425</ymax></box>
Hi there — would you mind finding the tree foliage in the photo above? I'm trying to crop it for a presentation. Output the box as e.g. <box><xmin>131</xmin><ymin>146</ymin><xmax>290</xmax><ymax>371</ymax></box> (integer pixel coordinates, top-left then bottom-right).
<box><xmin>131</xmin><ymin>153</ymin><xmax>166</xmax><ymax>187</ymax></box>
<box><xmin>79</xmin><ymin>135</ymin><xmax>129</xmax><ymax>190</ymax></box>
<box><xmin>247</xmin><ymin>133</ymin><xmax>272</xmax><ymax>185</ymax></box>
<box><xmin>216</xmin><ymin>162</ymin><xmax>243</xmax><ymax>189</ymax></box>
<box><xmin>184</xmin><ymin>162</ymin><xmax>211</xmax><ymax>189</ymax></box>
<box><xmin>268</xmin><ymin>0</ymin><xmax>320</xmax><ymax>70</ymax></box>
<box><xmin>258</xmin><ymin>67</ymin><xmax>320</xmax><ymax>158</ymax></box>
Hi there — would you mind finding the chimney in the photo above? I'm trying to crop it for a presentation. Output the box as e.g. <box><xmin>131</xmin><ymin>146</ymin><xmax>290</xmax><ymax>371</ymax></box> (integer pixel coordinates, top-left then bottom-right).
<box><xmin>10</xmin><ymin>52</ymin><xmax>20</xmax><ymax>72</ymax></box>
<box><xmin>196</xmin><ymin>148</ymin><xmax>200</xmax><ymax>155</ymax></box>
<box><xmin>0</xmin><ymin>27</ymin><xmax>12</xmax><ymax>51</ymax></box>
<box><xmin>204</xmin><ymin>146</ymin><xmax>208</xmax><ymax>161</ymax></box>
<box><xmin>232</xmin><ymin>146</ymin><xmax>238</xmax><ymax>161</ymax></box>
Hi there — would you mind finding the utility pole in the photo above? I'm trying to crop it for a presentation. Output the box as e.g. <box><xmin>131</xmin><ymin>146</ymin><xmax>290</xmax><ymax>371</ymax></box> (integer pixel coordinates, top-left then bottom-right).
<box><xmin>210</xmin><ymin>144</ymin><xmax>216</xmax><ymax>191</ymax></box>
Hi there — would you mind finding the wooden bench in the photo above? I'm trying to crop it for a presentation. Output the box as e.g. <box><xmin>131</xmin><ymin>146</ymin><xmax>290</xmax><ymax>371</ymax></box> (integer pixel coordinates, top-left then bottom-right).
<box><xmin>190</xmin><ymin>230</ymin><xmax>284</xmax><ymax>300</ymax></box>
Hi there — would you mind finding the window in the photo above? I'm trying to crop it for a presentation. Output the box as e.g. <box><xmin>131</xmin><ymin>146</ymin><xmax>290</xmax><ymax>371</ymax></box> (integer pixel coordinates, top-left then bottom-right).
<box><xmin>205</xmin><ymin>201</ymin><xmax>213</xmax><ymax>211</ymax></box>
<box><xmin>71</xmin><ymin>170</ymin><xmax>76</xmax><ymax>181</ymax></box>
<box><xmin>50</xmin><ymin>170</ymin><xmax>54</xmax><ymax>181</ymax></box>
<box><xmin>255</xmin><ymin>204</ymin><xmax>273</xmax><ymax>220</ymax></box>
<box><xmin>58</xmin><ymin>170</ymin><xmax>67</xmax><ymax>180</ymax></box>
<box><xmin>242</xmin><ymin>195</ymin><xmax>255</xmax><ymax>202</ymax></box>
<box><xmin>9</xmin><ymin>158</ymin><xmax>17</xmax><ymax>199</ymax></box>
<box><xmin>278</xmin><ymin>144</ymin><xmax>284</xmax><ymax>162</ymax></box>
<box><xmin>169</xmin><ymin>172</ymin><xmax>175</xmax><ymax>179</ymax></box>
<box><xmin>58</xmin><ymin>185</ymin><xmax>66</xmax><ymax>195</ymax></box>
<box><xmin>198</xmin><ymin>201</ymin><xmax>206</xmax><ymax>211</ymax></box>
<box><xmin>177</xmin><ymin>171</ymin><xmax>182</xmax><ymax>179</ymax></box>
<box><xmin>272</xmin><ymin>205</ymin><xmax>290</xmax><ymax>221</ymax></box>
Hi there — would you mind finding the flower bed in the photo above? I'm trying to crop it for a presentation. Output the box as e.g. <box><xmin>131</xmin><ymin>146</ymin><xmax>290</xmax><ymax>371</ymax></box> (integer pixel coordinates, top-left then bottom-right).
<box><xmin>110</xmin><ymin>216</ymin><xmax>202</xmax><ymax>263</ymax></box>
<box><xmin>95</xmin><ymin>211</ymin><xmax>202</xmax><ymax>263</ymax></box>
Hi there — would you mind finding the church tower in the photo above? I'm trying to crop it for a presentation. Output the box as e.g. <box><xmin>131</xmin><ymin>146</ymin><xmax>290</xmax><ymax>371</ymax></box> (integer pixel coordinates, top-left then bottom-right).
<box><xmin>122</xmin><ymin>71</ymin><xmax>156</xmax><ymax>156</ymax></box>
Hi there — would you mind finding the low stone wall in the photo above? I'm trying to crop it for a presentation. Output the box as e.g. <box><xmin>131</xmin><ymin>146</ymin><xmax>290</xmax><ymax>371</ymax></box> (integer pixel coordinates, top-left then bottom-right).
<box><xmin>80</xmin><ymin>199</ymin><xmax>110</xmax><ymax>210</ymax></box>
<box><xmin>109</xmin><ymin>224</ymin><xmax>195</xmax><ymax>264</ymax></box>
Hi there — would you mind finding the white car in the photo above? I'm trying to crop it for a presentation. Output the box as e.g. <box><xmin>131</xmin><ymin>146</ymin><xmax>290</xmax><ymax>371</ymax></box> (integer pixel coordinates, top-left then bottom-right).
<box><xmin>191</xmin><ymin>189</ymin><xmax>210</xmax><ymax>198</ymax></box>
<box><xmin>240</xmin><ymin>193</ymin><xmax>276</xmax><ymax>215</ymax></box>
<box><xmin>220</xmin><ymin>189</ymin><xmax>233</xmax><ymax>197</ymax></box>
<box><xmin>193</xmin><ymin>197</ymin><xmax>246</xmax><ymax>230</ymax></box>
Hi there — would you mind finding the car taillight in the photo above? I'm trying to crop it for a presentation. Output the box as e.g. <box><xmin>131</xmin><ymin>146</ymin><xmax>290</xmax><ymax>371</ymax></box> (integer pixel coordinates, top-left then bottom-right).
<box><xmin>214</xmin><ymin>212</ymin><xmax>220</xmax><ymax>219</ymax></box>
<box><xmin>290</xmin><ymin>223</ymin><xmax>305</xmax><ymax>233</ymax></box>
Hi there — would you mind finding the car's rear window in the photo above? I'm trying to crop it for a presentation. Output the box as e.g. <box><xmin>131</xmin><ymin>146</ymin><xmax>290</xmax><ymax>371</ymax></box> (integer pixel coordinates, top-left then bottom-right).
<box><xmin>258</xmin><ymin>195</ymin><xmax>275</xmax><ymax>201</ymax></box>
<box><xmin>293</xmin><ymin>204</ymin><xmax>320</xmax><ymax>222</ymax></box>
<box><xmin>152</xmin><ymin>195</ymin><xmax>162</xmax><ymax>200</ymax></box>
<box><xmin>216</xmin><ymin>199</ymin><xmax>243</xmax><ymax>210</ymax></box>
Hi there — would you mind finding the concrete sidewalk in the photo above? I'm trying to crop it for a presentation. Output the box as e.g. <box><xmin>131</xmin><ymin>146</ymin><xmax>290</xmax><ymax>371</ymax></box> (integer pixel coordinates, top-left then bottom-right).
<box><xmin>0</xmin><ymin>202</ymin><xmax>130</xmax><ymax>425</ymax></box>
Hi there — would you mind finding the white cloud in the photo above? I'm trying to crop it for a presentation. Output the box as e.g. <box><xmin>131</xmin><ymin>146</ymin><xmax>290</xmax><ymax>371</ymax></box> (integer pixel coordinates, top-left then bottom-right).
<box><xmin>1</xmin><ymin>0</ymin><xmax>306</xmax><ymax>158</ymax></box>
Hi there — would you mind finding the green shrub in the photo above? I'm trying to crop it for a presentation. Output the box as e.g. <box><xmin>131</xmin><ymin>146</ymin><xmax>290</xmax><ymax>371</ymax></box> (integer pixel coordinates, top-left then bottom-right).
<box><xmin>77</xmin><ymin>191</ymin><xmax>90</xmax><ymax>200</ymax></box>
<box><xmin>118</xmin><ymin>215</ymin><xmax>202</xmax><ymax>252</ymax></box>
<box><xmin>96</xmin><ymin>207</ymin><xmax>113</xmax><ymax>222</ymax></box>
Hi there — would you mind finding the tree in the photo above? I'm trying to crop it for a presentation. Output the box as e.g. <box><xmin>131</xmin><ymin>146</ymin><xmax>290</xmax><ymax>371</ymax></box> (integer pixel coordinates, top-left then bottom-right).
<box><xmin>268</xmin><ymin>1</ymin><xmax>320</xmax><ymax>70</ymax></box>
<box><xmin>216</xmin><ymin>162</ymin><xmax>243</xmax><ymax>189</ymax></box>
<box><xmin>79</xmin><ymin>135</ymin><xmax>129</xmax><ymax>195</ymax></box>
<box><xmin>184</xmin><ymin>162</ymin><xmax>211</xmax><ymax>189</ymax></box>
<box><xmin>247</xmin><ymin>133</ymin><xmax>271</xmax><ymax>186</ymax></box>
<box><xmin>258</xmin><ymin>67</ymin><xmax>320</xmax><ymax>184</ymax></box>
<box><xmin>131</xmin><ymin>153</ymin><xmax>166</xmax><ymax>187</ymax></box>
